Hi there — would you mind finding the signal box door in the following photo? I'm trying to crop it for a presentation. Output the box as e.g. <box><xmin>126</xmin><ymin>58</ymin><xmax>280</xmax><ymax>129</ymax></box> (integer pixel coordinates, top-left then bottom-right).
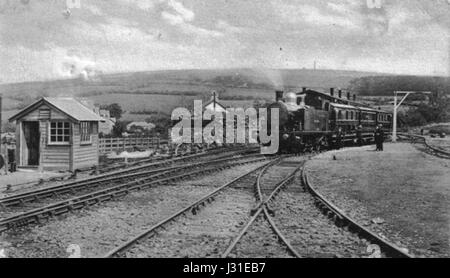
<box><xmin>22</xmin><ymin>121</ymin><xmax>40</xmax><ymax>166</ymax></box>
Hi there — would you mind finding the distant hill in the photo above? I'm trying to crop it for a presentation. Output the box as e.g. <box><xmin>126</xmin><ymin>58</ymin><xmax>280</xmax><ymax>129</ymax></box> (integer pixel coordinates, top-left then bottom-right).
<box><xmin>349</xmin><ymin>75</ymin><xmax>450</xmax><ymax>96</ymax></box>
<box><xmin>0</xmin><ymin>68</ymin><xmax>388</xmax><ymax>99</ymax></box>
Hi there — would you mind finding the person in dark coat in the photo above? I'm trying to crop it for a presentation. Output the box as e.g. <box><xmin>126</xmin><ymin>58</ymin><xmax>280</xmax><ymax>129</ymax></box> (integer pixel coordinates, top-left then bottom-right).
<box><xmin>378</xmin><ymin>125</ymin><xmax>385</xmax><ymax>151</ymax></box>
<box><xmin>356</xmin><ymin>125</ymin><xmax>363</xmax><ymax>147</ymax></box>
<box><xmin>336</xmin><ymin>127</ymin><xmax>343</xmax><ymax>150</ymax></box>
<box><xmin>374</xmin><ymin>125</ymin><xmax>384</xmax><ymax>151</ymax></box>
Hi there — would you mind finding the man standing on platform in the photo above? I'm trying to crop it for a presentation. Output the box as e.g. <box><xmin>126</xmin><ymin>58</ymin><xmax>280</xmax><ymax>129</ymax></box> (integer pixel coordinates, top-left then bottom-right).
<box><xmin>374</xmin><ymin>125</ymin><xmax>384</xmax><ymax>151</ymax></box>
<box><xmin>356</xmin><ymin>125</ymin><xmax>363</xmax><ymax>147</ymax></box>
<box><xmin>336</xmin><ymin>127</ymin><xmax>343</xmax><ymax>150</ymax></box>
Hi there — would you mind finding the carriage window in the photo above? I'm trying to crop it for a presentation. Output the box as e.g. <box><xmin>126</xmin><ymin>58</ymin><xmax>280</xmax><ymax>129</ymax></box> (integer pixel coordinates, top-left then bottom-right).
<box><xmin>49</xmin><ymin>121</ymin><xmax>70</xmax><ymax>144</ymax></box>
<box><xmin>80</xmin><ymin>122</ymin><xmax>92</xmax><ymax>144</ymax></box>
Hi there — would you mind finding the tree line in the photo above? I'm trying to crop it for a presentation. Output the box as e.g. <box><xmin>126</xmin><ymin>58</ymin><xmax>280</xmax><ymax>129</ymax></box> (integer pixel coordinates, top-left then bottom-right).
<box><xmin>349</xmin><ymin>75</ymin><xmax>450</xmax><ymax>127</ymax></box>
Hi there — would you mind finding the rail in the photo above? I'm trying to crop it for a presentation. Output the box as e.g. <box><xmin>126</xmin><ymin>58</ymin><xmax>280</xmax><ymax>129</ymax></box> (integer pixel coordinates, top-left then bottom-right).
<box><xmin>103</xmin><ymin>161</ymin><xmax>273</xmax><ymax>258</ymax></box>
<box><xmin>301</xmin><ymin>167</ymin><xmax>412</xmax><ymax>258</ymax></box>
<box><xmin>397</xmin><ymin>133</ymin><xmax>450</xmax><ymax>158</ymax></box>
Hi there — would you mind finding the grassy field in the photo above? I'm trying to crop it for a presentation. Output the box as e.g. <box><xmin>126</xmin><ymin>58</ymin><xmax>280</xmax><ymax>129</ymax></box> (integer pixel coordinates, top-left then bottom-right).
<box><xmin>306</xmin><ymin>143</ymin><xmax>450</xmax><ymax>257</ymax></box>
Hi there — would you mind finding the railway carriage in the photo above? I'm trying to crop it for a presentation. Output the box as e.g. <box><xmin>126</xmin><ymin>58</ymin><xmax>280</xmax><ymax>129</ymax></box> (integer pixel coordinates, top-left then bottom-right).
<box><xmin>267</xmin><ymin>89</ymin><xmax>393</xmax><ymax>153</ymax></box>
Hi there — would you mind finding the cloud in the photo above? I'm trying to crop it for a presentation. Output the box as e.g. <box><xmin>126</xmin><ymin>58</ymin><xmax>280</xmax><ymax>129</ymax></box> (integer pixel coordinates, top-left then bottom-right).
<box><xmin>161</xmin><ymin>0</ymin><xmax>222</xmax><ymax>37</ymax></box>
<box><xmin>0</xmin><ymin>0</ymin><xmax>448</xmax><ymax>83</ymax></box>
<box><xmin>272</xmin><ymin>2</ymin><xmax>361</xmax><ymax>31</ymax></box>
<box><xmin>161</xmin><ymin>11</ymin><xmax>184</xmax><ymax>25</ymax></box>
<box><xmin>216</xmin><ymin>20</ymin><xmax>244</xmax><ymax>34</ymax></box>
<box><xmin>167</xmin><ymin>0</ymin><xmax>194</xmax><ymax>21</ymax></box>
<box><xmin>117</xmin><ymin>0</ymin><xmax>159</xmax><ymax>11</ymax></box>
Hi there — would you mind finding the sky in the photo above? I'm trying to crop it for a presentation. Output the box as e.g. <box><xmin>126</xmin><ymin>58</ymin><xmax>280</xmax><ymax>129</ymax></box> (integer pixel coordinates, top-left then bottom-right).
<box><xmin>0</xmin><ymin>0</ymin><xmax>449</xmax><ymax>83</ymax></box>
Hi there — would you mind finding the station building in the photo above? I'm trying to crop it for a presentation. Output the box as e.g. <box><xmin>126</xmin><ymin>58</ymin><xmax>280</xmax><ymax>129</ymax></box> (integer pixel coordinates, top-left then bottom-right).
<box><xmin>9</xmin><ymin>97</ymin><xmax>102</xmax><ymax>172</ymax></box>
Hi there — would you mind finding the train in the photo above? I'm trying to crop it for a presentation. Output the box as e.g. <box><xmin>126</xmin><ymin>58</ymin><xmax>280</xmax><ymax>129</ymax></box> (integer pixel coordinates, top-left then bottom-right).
<box><xmin>266</xmin><ymin>88</ymin><xmax>393</xmax><ymax>153</ymax></box>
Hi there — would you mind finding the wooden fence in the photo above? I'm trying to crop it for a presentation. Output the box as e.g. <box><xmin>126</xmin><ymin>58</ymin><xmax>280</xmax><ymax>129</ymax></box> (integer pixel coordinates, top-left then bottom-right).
<box><xmin>99</xmin><ymin>137</ymin><xmax>169</xmax><ymax>154</ymax></box>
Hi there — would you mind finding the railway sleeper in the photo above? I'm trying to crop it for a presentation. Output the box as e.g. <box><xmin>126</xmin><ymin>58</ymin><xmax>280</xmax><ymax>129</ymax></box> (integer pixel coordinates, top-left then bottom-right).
<box><xmin>266</xmin><ymin>206</ymin><xmax>275</xmax><ymax>216</ymax></box>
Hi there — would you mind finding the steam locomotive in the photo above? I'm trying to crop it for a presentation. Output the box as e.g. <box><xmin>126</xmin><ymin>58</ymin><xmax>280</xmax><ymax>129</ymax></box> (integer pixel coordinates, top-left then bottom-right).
<box><xmin>267</xmin><ymin>88</ymin><xmax>393</xmax><ymax>153</ymax></box>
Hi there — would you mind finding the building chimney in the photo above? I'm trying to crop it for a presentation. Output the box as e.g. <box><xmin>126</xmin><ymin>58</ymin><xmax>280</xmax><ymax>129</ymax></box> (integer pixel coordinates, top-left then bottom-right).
<box><xmin>338</xmin><ymin>90</ymin><xmax>342</xmax><ymax>98</ymax></box>
<box><xmin>347</xmin><ymin>92</ymin><xmax>351</xmax><ymax>100</ymax></box>
<box><xmin>330</xmin><ymin>88</ymin><xmax>334</xmax><ymax>97</ymax></box>
<box><xmin>211</xmin><ymin>91</ymin><xmax>218</xmax><ymax>109</ymax></box>
<box><xmin>302</xmin><ymin>87</ymin><xmax>307</xmax><ymax>93</ymax></box>
<box><xmin>353</xmin><ymin>94</ymin><xmax>356</xmax><ymax>101</ymax></box>
<box><xmin>276</xmin><ymin>90</ymin><xmax>284</xmax><ymax>102</ymax></box>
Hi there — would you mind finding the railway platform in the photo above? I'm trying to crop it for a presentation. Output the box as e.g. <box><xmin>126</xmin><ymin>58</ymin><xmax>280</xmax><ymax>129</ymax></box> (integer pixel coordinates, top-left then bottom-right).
<box><xmin>305</xmin><ymin>142</ymin><xmax>450</xmax><ymax>258</ymax></box>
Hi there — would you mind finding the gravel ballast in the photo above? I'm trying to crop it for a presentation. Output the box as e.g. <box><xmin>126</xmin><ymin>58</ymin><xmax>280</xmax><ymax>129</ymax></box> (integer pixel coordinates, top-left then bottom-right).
<box><xmin>0</xmin><ymin>162</ymin><xmax>267</xmax><ymax>258</ymax></box>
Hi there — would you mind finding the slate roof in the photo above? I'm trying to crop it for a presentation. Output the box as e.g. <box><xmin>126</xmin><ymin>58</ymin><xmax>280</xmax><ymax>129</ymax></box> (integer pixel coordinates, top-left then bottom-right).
<box><xmin>9</xmin><ymin>97</ymin><xmax>102</xmax><ymax>122</ymax></box>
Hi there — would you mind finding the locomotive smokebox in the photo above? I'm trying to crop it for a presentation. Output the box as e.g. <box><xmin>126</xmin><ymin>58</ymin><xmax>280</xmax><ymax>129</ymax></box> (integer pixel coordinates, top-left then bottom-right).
<box><xmin>275</xmin><ymin>90</ymin><xmax>284</xmax><ymax>102</ymax></box>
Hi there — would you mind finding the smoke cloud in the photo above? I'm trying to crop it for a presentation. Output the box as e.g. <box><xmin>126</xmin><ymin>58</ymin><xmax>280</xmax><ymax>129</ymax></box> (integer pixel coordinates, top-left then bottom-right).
<box><xmin>59</xmin><ymin>54</ymin><xmax>101</xmax><ymax>81</ymax></box>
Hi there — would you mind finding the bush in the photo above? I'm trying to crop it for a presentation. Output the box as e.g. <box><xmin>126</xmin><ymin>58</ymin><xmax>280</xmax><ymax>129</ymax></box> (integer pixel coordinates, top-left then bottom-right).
<box><xmin>100</xmin><ymin>103</ymin><xmax>123</xmax><ymax>120</ymax></box>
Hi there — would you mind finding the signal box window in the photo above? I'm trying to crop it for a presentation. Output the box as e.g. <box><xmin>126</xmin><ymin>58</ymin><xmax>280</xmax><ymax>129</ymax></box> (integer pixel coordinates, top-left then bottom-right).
<box><xmin>80</xmin><ymin>122</ymin><xmax>92</xmax><ymax>144</ymax></box>
<box><xmin>49</xmin><ymin>122</ymin><xmax>70</xmax><ymax>144</ymax></box>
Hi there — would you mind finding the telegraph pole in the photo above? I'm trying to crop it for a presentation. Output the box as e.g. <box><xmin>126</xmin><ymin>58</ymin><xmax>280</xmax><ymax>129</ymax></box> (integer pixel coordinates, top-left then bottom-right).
<box><xmin>392</xmin><ymin>91</ymin><xmax>432</xmax><ymax>142</ymax></box>
<box><xmin>393</xmin><ymin>92</ymin><xmax>398</xmax><ymax>142</ymax></box>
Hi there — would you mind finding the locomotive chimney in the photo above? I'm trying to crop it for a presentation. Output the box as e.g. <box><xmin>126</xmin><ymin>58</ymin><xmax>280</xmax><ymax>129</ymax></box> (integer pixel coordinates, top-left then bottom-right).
<box><xmin>330</xmin><ymin>88</ymin><xmax>334</xmax><ymax>97</ymax></box>
<box><xmin>275</xmin><ymin>90</ymin><xmax>284</xmax><ymax>102</ymax></box>
<box><xmin>338</xmin><ymin>90</ymin><xmax>342</xmax><ymax>98</ymax></box>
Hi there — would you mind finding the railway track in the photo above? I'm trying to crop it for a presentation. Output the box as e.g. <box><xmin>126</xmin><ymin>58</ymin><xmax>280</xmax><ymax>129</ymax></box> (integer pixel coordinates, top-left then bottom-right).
<box><xmin>0</xmin><ymin>146</ymin><xmax>258</xmax><ymax>205</ymax></box>
<box><xmin>0</xmin><ymin>154</ymin><xmax>267</xmax><ymax>233</ymax></box>
<box><xmin>221</xmin><ymin>158</ymin><xmax>304</xmax><ymax>258</ymax></box>
<box><xmin>223</xmin><ymin>156</ymin><xmax>413</xmax><ymax>258</ymax></box>
<box><xmin>104</xmin><ymin>156</ymin><xmax>306</xmax><ymax>258</ymax></box>
<box><xmin>2</xmin><ymin>146</ymin><xmax>250</xmax><ymax>193</ymax></box>
<box><xmin>301</xmin><ymin>168</ymin><xmax>413</xmax><ymax>258</ymax></box>
<box><xmin>93</xmin><ymin>145</ymin><xmax>253</xmax><ymax>174</ymax></box>
<box><xmin>104</xmin><ymin>154</ymin><xmax>405</xmax><ymax>258</ymax></box>
<box><xmin>397</xmin><ymin>133</ymin><xmax>450</xmax><ymax>159</ymax></box>
<box><xmin>103</xmin><ymin>160</ymin><xmax>275</xmax><ymax>258</ymax></box>
<box><xmin>0</xmin><ymin>153</ymin><xmax>260</xmax><ymax>209</ymax></box>
<box><xmin>3</xmin><ymin>146</ymin><xmax>415</xmax><ymax>258</ymax></box>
